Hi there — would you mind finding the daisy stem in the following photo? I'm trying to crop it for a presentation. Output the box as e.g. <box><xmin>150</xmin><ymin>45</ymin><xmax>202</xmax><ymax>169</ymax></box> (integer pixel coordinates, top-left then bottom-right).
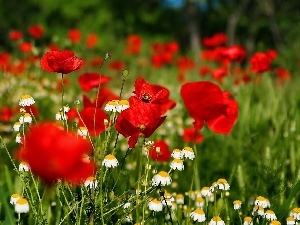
<box><xmin>29</xmin><ymin>171</ymin><xmax>43</xmax><ymax>218</ymax></box>
<box><xmin>61</xmin><ymin>73</ymin><xmax>68</xmax><ymax>131</ymax></box>
<box><xmin>238</xmin><ymin>209</ymin><xmax>243</xmax><ymax>225</ymax></box>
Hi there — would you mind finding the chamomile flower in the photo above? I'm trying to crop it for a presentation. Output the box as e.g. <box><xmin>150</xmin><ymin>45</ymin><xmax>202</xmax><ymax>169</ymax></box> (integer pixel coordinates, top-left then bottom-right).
<box><xmin>55</xmin><ymin>111</ymin><xmax>67</xmax><ymax>120</ymax></box>
<box><xmin>209</xmin><ymin>216</ymin><xmax>225</xmax><ymax>225</ymax></box>
<box><xmin>190</xmin><ymin>208</ymin><xmax>206</xmax><ymax>222</ymax></box>
<box><xmin>286</xmin><ymin>217</ymin><xmax>296</xmax><ymax>225</ymax></box>
<box><xmin>104</xmin><ymin>100</ymin><xmax>119</xmax><ymax>112</ymax></box>
<box><xmin>269</xmin><ymin>220</ymin><xmax>281</xmax><ymax>225</ymax></box>
<box><xmin>255</xmin><ymin>196</ymin><xmax>270</xmax><ymax>208</ymax></box>
<box><xmin>182</xmin><ymin>147</ymin><xmax>195</xmax><ymax>160</ymax></box>
<box><xmin>15</xmin><ymin>133</ymin><xmax>22</xmax><ymax>143</ymax></box>
<box><xmin>161</xmin><ymin>192</ymin><xmax>175</xmax><ymax>206</ymax></box>
<box><xmin>265</xmin><ymin>210</ymin><xmax>277</xmax><ymax>221</ymax></box>
<box><xmin>10</xmin><ymin>194</ymin><xmax>21</xmax><ymax>205</ymax></box>
<box><xmin>171</xmin><ymin>149</ymin><xmax>183</xmax><ymax>159</ymax></box>
<box><xmin>19</xmin><ymin>113</ymin><xmax>32</xmax><ymax>124</ymax></box>
<box><xmin>217</xmin><ymin>178</ymin><xmax>230</xmax><ymax>190</ymax></box>
<box><xmin>84</xmin><ymin>176</ymin><xmax>98</xmax><ymax>189</ymax></box>
<box><xmin>233</xmin><ymin>200</ymin><xmax>242</xmax><ymax>210</ymax></box>
<box><xmin>195</xmin><ymin>197</ymin><xmax>205</xmax><ymax>208</ymax></box>
<box><xmin>19</xmin><ymin>162</ymin><xmax>30</xmax><ymax>172</ymax></box>
<box><xmin>15</xmin><ymin>198</ymin><xmax>29</xmax><ymax>213</ymax></box>
<box><xmin>289</xmin><ymin>207</ymin><xmax>300</xmax><ymax>220</ymax></box>
<box><xmin>118</xmin><ymin>100</ymin><xmax>130</xmax><ymax>112</ymax></box>
<box><xmin>148</xmin><ymin>198</ymin><xmax>163</xmax><ymax>212</ymax></box>
<box><xmin>243</xmin><ymin>216</ymin><xmax>253</xmax><ymax>225</ymax></box>
<box><xmin>201</xmin><ymin>187</ymin><xmax>211</xmax><ymax>197</ymax></box>
<box><xmin>123</xmin><ymin>202</ymin><xmax>131</xmax><ymax>210</ymax></box>
<box><xmin>102</xmin><ymin>154</ymin><xmax>119</xmax><ymax>168</ymax></box>
<box><xmin>13</xmin><ymin>122</ymin><xmax>21</xmax><ymax>132</ymax></box>
<box><xmin>19</xmin><ymin>94</ymin><xmax>35</xmax><ymax>107</ymax></box>
<box><xmin>252</xmin><ymin>205</ymin><xmax>264</xmax><ymax>217</ymax></box>
<box><xmin>176</xmin><ymin>194</ymin><xmax>184</xmax><ymax>205</ymax></box>
<box><xmin>151</xmin><ymin>171</ymin><xmax>172</xmax><ymax>186</ymax></box>
<box><xmin>77</xmin><ymin>126</ymin><xmax>88</xmax><ymax>137</ymax></box>
<box><xmin>170</xmin><ymin>158</ymin><xmax>184</xmax><ymax>171</ymax></box>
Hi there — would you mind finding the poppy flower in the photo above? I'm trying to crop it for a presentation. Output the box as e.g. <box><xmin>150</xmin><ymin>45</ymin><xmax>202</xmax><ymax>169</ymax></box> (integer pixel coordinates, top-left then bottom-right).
<box><xmin>78</xmin><ymin>73</ymin><xmax>111</xmax><ymax>92</ymax></box>
<box><xmin>130</xmin><ymin>78</ymin><xmax>176</xmax><ymax>114</ymax></box>
<box><xmin>40</xmin><ymin>50</ymin><xmax>83</xmax><ymax>74</ymax></box>
<box><xmin>78</xmin><ymin>107</ymin><xmax>108</xmax><ymax>136</ymax></box>
<box><xmin>176</xmin><ymin>56</ymin><xmax>195</xmax><ymax>72</ymax></box>
<box><xmin>0</xmin><ymin>107</ymin><xmax>13</xmax><ymax>122</ymax></box>
<box><xmin>115</xmin><ymin>103</ymin><xmax>166</xmax><ymax>148</ymax></box>
<box><xmin>109</xmin><ymin>60</ymin><xmax>125</xmax><ymax>70</ymax></box>
<box><xmin>68</xmin><ymin>29</ymin><xmax>81</xmax><ymax>44</ymax></box>
<box><xmin>125</xmin><ymin>34</ymin><xmax>142</xmax><ymax>55</ymax></box>
<box><xmin>151</xmin><ymin>54</ymin><xmax>164</xmax><ymax>68</ymax></box>
<box><xmin>198</xmin><ymin>66</ymin><xmax>211</xmax><ymax>76</ymax></box>
<box><xmin>148</xmin><ymin>140</ymin><xmax>171</xmax><ymax>162</ymax></box>
<box><xmin>275</xmin><ymin>68</ymin><xmax>291</xmax><ymax>80</ymax></box>
<box><xmin>249</xmin><ymin>52</ymin><xmax>272</xmax><ymax>73</ymax></box>
<box><xmin>202</xmin><ymin>33</ymin><xmax>227</xmax><ymax>48</ymax></box>
<box><xmin>182</xmin><ymin>127</ymin><xmax>204</xmax><ymax>143</ymax></box>
<box><xmin>9</xmin><ymin>31</ymin><xmax>23</xmax><ymax>41</ymax></box>
<box><xmin>180</xmin><ymin>81</ymin><xmax>238</xmax><ymax>134</ymax></box>
<box><xmin>15</xmin><ymin>122</ymin><xmax>96</xmax><ymax>185</ymax></box>
<box><xmin>221</xmin><ymin>45</ymin><xmax>247</xmax><ymax>63</ymax></box>
<box><xmin>86</xmin><ymin>33</ymin><xmax>98</xmax><ymax>48</ymax></box>
<box><xmin>28</xmin><ymin>25</ymin><xmax>44</xmax><ymax>39</ymax></box>
<box><xmin>212</xmin><ymin>67</ymin><xmax>228</xmax><ymax>83</ymax></box>
<box><xmin>19</xmin><ymin>42</ymin><xmax>32</xmax><ymax>53</ymax></box>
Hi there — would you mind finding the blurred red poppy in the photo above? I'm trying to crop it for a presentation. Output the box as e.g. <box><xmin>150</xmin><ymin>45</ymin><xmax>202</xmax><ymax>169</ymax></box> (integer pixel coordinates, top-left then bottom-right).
<box><xmin>176</xmin><ymin>56</ymin><xmax>195</xmax><ymax>72</ymax></box>
<box><xmin>221</xmin><ymin>45</ymin><xmax>247</xmax><ymax>63</ymax></box>
<box><xmin>9</xmin><ymin>31</ymin><xmax>23</xmax><ymax>41</ymax></box>
<box><xmin>198</xmin><ymin>66</ymin><xmax>211</xmax><ymax>76</ymax></box>
<box><xmin>28</xmin><ymin>25</ymin><xmax>44</xmax><ymax>39</ymax></box>
<box><xmin>15</xmin><ymin>122</ymin><xmax>96</xmax><ymax>185</ymax></box>
<box><xmin>202</xmin><ymin>33</ymin><xmax>227</xmax><ymax>48</ymax></box>
<box><xmin>19</xmin><ymin>42</ymin><xmax>32</xmax><ymax>53</ymax></box>
<box><xmin>68</xmin><ymin>29</ymin><xmax>81</xmax><ymax>44</ymax></box>
<box><xmin>0</xmin><ymin>107</ymin><xmax>13</xmax><ymax>122</ymax></box>
<box><xmin>86</xmin><ymin>33</ymin><xmax>98</xmax><ymax>48</ymax></box>
<box><xmin>125</xmin><ymin>34</ymin><xmax>142</xmax><ymax>55</ymax></box>
<box><xmin>148</xmin><ymin>140</ymin><xmax>171</xmax><ymax>162</ymax></box>
<box><xmin>266</xmin><ymin>49</ymin><xmax>278</xmax><ymax>60</ymax></box>
<box><xmin>182</xmin><ymin>127</ymin><xmax>204</xmax><ymax>143</ymax></box>
<box><xmin>78</xmin><ymin>73</ymin><xmax>111</xmax><ymax>92</ymax></box>
<box><xmin>78</xmin><ymin>107</ymin><xmax>108</xmax><ymax>136</ymax></box>
<box><xmin>0</xmin><ymin>52</ymin><xmax>10</xmax><ymax>71</ymax></box>
<box><xmin>180</xmin><ymin>81</ymin><xmax>238</xmax><ymax>134</ymax></box>
<box><xmin>115</xmin><ymin>103</ymin><xmax>166</xmax><ymax>148</ymax></box>
<box><xmin>109</xmin><ymin>60</ymin><xmax>125</xmax><ymax>70</ymax></box>
<box><xmin>40</xmin><ymin>50</ymin><xmax>83</xmax><ymax>74</ymax></box>
<box><xmin>249</xmin><ymin>52</ymin><xmax>272</xmax><ymax>73</ymax></box>
<box><xmin>212</xmin><ymin>67</ymin><xmax>228</xmax><ymax>83</ymax></box>
<box><xmin>130</xmin><ymin>78</ymin><xmax>176</xmax><ymax>114</ymax></box>
<box><xmin>275</xmin><ymin>67</ymin><xmax>291</xmax><ymax>80</ymax></box>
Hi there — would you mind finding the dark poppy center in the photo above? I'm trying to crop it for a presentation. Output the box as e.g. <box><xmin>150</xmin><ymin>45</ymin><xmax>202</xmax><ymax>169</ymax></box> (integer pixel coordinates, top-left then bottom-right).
<box><xmin>138</xmin><ymin>124</ymin><xmax>146</xmax><ymax>130</ymax></box>
<box><xmin>141</xmin><ymin>93</ymin><xmax>152</xmax><ymax>103</ymax></box>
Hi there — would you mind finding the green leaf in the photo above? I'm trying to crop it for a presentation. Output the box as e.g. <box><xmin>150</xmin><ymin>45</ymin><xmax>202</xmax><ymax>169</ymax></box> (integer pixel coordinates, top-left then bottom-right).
<box><xmin>0</xmin><ymin>186</ymin><xmax>17</xmax><ymax>225</ymax></box>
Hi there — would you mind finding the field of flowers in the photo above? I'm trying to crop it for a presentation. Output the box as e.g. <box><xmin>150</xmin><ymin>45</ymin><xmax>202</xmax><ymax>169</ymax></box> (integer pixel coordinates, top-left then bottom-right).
<box><xmin>0</xmin><ymin>25</ymin><xmax>300</xmax><ymax>225</ymax></box>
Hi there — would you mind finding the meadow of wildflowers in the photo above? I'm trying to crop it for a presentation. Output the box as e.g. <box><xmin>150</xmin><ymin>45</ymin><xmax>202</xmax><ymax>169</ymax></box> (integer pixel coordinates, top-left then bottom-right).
<box><xmin>0</xmin><ymin>25</ymin><xmax>300</xmax><ymax>225</ymax></box>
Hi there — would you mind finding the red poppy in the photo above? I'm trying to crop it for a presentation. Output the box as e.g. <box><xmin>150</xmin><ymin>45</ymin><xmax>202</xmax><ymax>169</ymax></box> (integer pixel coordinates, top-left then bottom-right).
<box><xmin>202</xmin><ymin>33</ymin><xmax>227</xmax><ymax>48</ymax></box>
<box><xmin>176</xmin><ymin>56</ymin><xmax>195</xmax><ymax>71</ymax></box>
<box><xmin>249</xmin><ymin>52</ymin><xmax>272</xmax><ymax>73</ymax></box>
<box><xmin>125</xmin><ymin>34</ymin><xmax>142</xmax><ymax>55</ymax></box>
<box><xmin>275</xmin><ymin>68</ymin><xmax>291</xmax><ymax>80</ymax></box>
<box><xmin>266</xmin><ymin>49</ymin><xmax>278</xmax><ymax>60</ymax></box>
<box><xmin>86</xmin><ymin>33</ymin><xmax>98</xmax><ymax>48</ymax></box>
<box><xmin>47</xmin><ymin>43</ymin><xmax>60</xmax><ymax>51</ymax></box>
<box><xmin>0</xmin><ymin>107</ymin><xmax>13</xmax><ymax>122</ymax></box>
<box><xmin>15</xmin><ymin>122</ymin><xmax>96</xmax><ymax>185</ymax></box>
<box><xmin>89</xmin><ymin>57</ymin><xmax>103</xmax><ymax>67</ymax></box>
<box><xmin>9</xmin><ymin>31</ymin><xmax>23</xmax><ymax>41</ymax></box>
<box><xmin>148</xmin><ymin>140</ymin><xmax>171</xmax><ymax>162</ymax></box>
<box><xmin>109</xmin><ymin>60</ymin><xmax>125</xmax><ymax>70</ymax></box>
<box><xmin>164</xmin><ymin>41</ymin><xmax>179</xmax><ymax>54</ymax></box>
<box><xmin>0</xmin><ymin>52</ymin><xmax>10</xmax><ymax>71</ymax></box>
<box><xmin>78</xmin><ymin>107</ymin><xmax>108</xmax><ymax>136</ymax></box>
<box><xmin>151</xmin><ymin>54</ymin><xmax>164</xmax><ymax>68</ymax></box>
<box><xmin>221</xmin><ymin>45</ymin><xmax>247</xmax><ymax>63</ymax></box>
<box><xmin>182</xmin><ymin>127</ymin><xmax>204</xmax><ymax>143</ymax></box>
<box><xmin>78</xmin><ymin>73</ymin><xmax>111</xmax><ymax>92</ymax></box>
<box><xmin>212</xmin><ymin>67</ymin><xmax>228</xmax><ymax>83</ymax></box>
<box><xmin>40</xmin><ymin>50</ymin><xmax>83</xmax><ymax>74</ymax></box>
<box><xmin>198</xmin><ymin>66</ymin><xmax>211</xmax><ymax>76</ymax></box>
<box><xmin>180</xmin><ymin>81</ymin><xmax>238</xmax><ymax>134</ymax></box>
<box><xmin>28</xmin><ymin>25</ymin><xmax>44</xmax><ymax>39</ymax></box>
<box><xmin>68</xmin><ymin>29</ymin><xmax>81</xmax><ymax>44</ymax></box>
<box><xmin>19</xmin><ymin>42</ymin><xmax>32</xmax><ymax>53</ymax></box>
<box><xmin>115</xmin><ymin>103</ymin><xmax>166</xmax><ymax>148</ymax></box>
<box><xmin>130</xmin><ymin>78</ymin><xmax>176</xmax><ymax>114</ymax></box>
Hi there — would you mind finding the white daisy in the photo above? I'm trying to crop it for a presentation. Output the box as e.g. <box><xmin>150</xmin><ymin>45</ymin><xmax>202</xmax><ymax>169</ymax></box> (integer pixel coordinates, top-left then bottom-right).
<box><xmin>190</xmin><ymin>208</ymin><xmax>206</xmax><ymax>222</ymax></box>
<box><xmin>19</xmin><ymin>162</ymin><xmax>30</xmax><ymax>172</ymax></box>
<box><xmin>170</xmin><ymin>158</ymin><xmax>184</xmax><ymax>171</ymax></box>
<box><xmin>209</xmin><ymin>216</ymin><xmax>225</xmax><ymax>225</ymax></box>
<box><xmin>19</xmin><ymin>94</ymin><xmax>35</xmax><ymax>107</ymax></box>
<box><xmin>102</xmin><ymin>154</ymin><xmax>119</xmax><ymax>168</ymax></box>
<box><xmin>148</xmin><ymin>198</ymin><xmax>163</xmax><ymax>212</ymax></box>
<box><xmin>182</xmin><ymin>147</ymin><xmax>195</xmax><ymax>160</ymax></box>
<box><xmin>243</xmin><ymin>216</ymin><xmax>253</xmax><ymax>225</ymax></box>
<box><xmin>171</xmin><ymin>149</ymin><xmax>183</xmax><ymax>159</ymax></box>
<box><xmin>233</xmin><ymin>200</ymin><xmax>242</xmax><ymax>210</ymax></box>
<box><xmin>19</xmin><ymin>113</ymin><xmax>32</xmax><ymax>124</ymax></box>
<box><xmin>84</xmin><ymin>176</ymin><xmax>98</xmax><ymax>189</ymax></box>
<box><xmin>10</xmin><ymin>194</ymin><xmax>21</xmax><ymax>205</ymax></box>
<box><xmin>15</xmin><ymin>198</ymin><xmax>30</xmax><ymax>213</ymax></box>
<box><xmin>151</xmin><ymin>171</ymin><xmax>172</xmax><ymax>186</ymax></box>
